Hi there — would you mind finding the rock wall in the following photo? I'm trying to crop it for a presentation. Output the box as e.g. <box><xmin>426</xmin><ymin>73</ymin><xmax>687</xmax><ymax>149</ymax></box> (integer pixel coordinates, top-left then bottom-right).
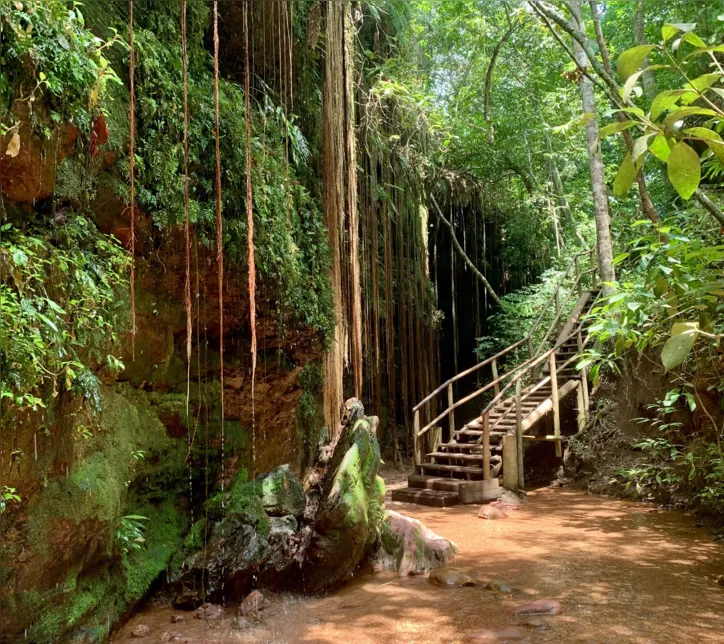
<box><xmin>0</xmin><ymin>132</ymin><xmax>323</xmax><ymax>643</ymax></box>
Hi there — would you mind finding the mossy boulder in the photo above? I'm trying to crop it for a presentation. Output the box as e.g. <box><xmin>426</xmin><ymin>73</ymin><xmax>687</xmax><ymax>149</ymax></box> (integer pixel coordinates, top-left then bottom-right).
<box><xmin>258</xmin><ymin>464</ymin><xmax>306</xmax><ymax>517</ymax></box>
<box><xmin>301</xmin><ymin>416</ymin><xmax>384</xmax><ymax>591</ymax></box>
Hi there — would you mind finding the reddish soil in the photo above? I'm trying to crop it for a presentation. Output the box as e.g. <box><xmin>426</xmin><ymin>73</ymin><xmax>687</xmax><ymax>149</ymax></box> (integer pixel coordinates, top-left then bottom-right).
<box><xmin>113</xmin><ymin>487</ymin><xmax>724</xmax><ymax>643</ymax></box>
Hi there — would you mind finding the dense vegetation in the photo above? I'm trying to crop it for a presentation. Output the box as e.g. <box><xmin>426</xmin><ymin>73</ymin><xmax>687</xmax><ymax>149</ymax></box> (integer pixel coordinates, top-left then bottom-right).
<box><xmin>2</xmin><ymin>0</ymin><xmax>724</xmax><ymax>640</ymax></box>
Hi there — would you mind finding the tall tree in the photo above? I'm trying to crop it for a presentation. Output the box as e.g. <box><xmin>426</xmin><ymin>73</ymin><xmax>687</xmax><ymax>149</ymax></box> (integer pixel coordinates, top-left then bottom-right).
<box><xmin>568</xmin><ymin>0</ymin><xmax>615</xmax><ymax>288</ymax></box>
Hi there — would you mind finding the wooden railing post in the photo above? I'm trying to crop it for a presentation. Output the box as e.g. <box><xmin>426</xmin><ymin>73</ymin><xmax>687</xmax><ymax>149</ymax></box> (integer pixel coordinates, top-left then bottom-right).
<box><xmin>413</xmin><ymin>409</ymin><xmax>421</xmax><ymax>467</ymax></box>
<box><xmin>515</xmin><ymin>379</ymin><xmax>524</xmax><ymax>490</ymax></box>
<box><xmin>491</xmin><ymin>358</ymin><xmax>500</xmax><ymax>396</ymax></box>
<box><xmin>483</xmin><ymin>412</ymin><xmax>491</xmax><ymax>481</ymax></box>
<box><xmin>576</xmin><ymin>384</ymin><xmax>585</xmax><ymax>432</ymax></box>
<box><xmin>575</xmin><ymin>255</ymin><xmax>582</xmax><ymax>296</ymax></box>
<box><xmin>549</xmin><ymin>352</ymin><xmax>562</xmax><ymax>458</ymax></box>
<box><xmin>577</xmin><ymin>330</ymin><xmax>590</xmax><ymax>421</ymax></box>
<box><xmin>447</xmin><ymin>383</ymin><xmax>455</xmax><ymax>438</ymax></box>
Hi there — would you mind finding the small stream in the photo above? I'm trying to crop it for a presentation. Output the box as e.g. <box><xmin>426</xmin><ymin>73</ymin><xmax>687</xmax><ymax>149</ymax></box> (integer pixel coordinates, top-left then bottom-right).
<box><xmin>114</xmin><ymin>487</ymin><xmax>724</xmax><ymax>643</ymax></box>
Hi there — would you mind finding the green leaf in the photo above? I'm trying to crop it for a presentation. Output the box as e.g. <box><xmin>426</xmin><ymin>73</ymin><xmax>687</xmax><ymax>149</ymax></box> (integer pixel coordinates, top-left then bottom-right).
<box><xmin>622</xmin><ymin>65</ymin><xmax>669</xmax><ymax>103</ymax></box>
<box><xmin>680</xmin><ymin>73</ymin><xmax>722</xmax><ymax>105</ymax></box>
<box><xmin>617</xmin><ymin>45</ymin><xmax>656</xmax><ymax>82</ymax></box>
<box><xmin>663</xmin><ymin>107</ymin><xmax>719</xmax><ymax>134</ymax></box>
<box><xmin>599</xmin><ymin>120</ymin><xmax>638</xmax><ymax>138</ymax></box>
<box><xmin>681</xmin><ymin>32</ymin><xmax>707</xmax><ymax>49</ymax></box>
<box><xmin>613</xmin><ymin>153</ymin><xmax>638</xmax><ymax>197</ymax></box>
<box><xmin>631</xmin><ymin>134</ymin><xmax>653</xmax><ymax>164</ymax></box>
<box><xmin>649</xmin><ymin>134</ymin><xmax>672</xmax><ymax>162</ymax></box>
<box><xmin>662</xmin><ymin>24</ymin><xmax>680</xmax><ymax>42</ymax></box>
<box><xmin>666</xmin><ymin>141</ymin><xmax>701</xmax><ymax>200</ymax></box>
<box><xmin>650</xmin><ymin>89</ymin><xmax>696</xmax><ymax>121</ymax></box>
<box><xmin>612</xmin><ymin>252</ymin><xmax>630</xmax><ymax>265</ymax></box>
<box><xmin>661</xmin><ymin>322</ymin><xmax>699</xmax><ymax>370</ymax></box>
<box><xmin>683</xmin><ymin>126</ymin><xmax>724</xmax><ymax>162</ymax></box>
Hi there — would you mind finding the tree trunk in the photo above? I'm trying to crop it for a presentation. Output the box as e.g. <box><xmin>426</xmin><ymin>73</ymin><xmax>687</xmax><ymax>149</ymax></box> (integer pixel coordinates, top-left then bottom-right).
<box><xmin>588</xmin><ymin>1</ymin><xmax>660</xmax><ymax>224</ymax></box>
<box><xmin>321</xmin><ymin>0</ymin><xmax>346</xmax><ymax>431</ymax></box>
<box><xmin>569</xmin><ymin>0</ymin><xmax>615</xmax><ymax>289</ymax></box>
<box><xmin>632</xmin><ymin>0</ymin><xmax>656</xmax><ymax>99</ymax></box>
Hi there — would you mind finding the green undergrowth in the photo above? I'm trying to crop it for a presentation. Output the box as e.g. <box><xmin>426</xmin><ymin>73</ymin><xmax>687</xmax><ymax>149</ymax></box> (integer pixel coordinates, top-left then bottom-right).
<box><xmin>0</xmin><ymin>213</ymin><xmax>128</xmax><ymax>415</ymax></box>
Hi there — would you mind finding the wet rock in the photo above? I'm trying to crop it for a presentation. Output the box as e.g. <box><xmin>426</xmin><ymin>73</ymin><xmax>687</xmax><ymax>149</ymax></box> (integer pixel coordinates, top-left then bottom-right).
<box><xmin>194</xmin><ymin>603</ymin><xmax>224</xmax><ymax>620</ymax></box>
<box><xmin>716</xmin><ymin>575</ymin><xmax>724</xmax><ymax>587</ymax></box>
<box><xmin>372</xmin><ymin>509</ymin><xmax>457</xmax><ymax>575</ymax></box>
<box><xmin>478</xmin><ymin>506</ymin><xmax>507</xmax><ymax>520</ymax></box>
<box><xmin>259</xmin><ymin>464</ymin><xmax>306</xmax><ymax>517</ymax></box>
<box><xmin>170</xmin><ymin>615</ymin><xmax>185</xmax><ymax>624</ymax></box>
<box><xmin>238</xmin><ymin>589</ymin><xmax>267</xmax><ymax>617</ymax></box>
<box><xmin>485</xmin><ymin>580</ymin><xmax>513</xmax><ymax>593</ymax></box>
<box><xmin>132</xmin><ymin>624</ymin><xmax>151</xmax><ymax>638</ymax></box>
<box><xmin>514</xmin><ymin>599</ymin><xmax>562</xmax><ymax>616</ymax></box>
<box><xmin>464</xmin><ymin>626</ymin><xmax>524</xmax><ymax>641</ymax></box>
<box><xmin>160</xmin><ymin>632</ymin><xmax>183</xmax><ymax>642</ymax></box>
<box><xmin>429</xmin><ymin>568</ymin><xmax>476</xmax><ymax>587</ymax></box>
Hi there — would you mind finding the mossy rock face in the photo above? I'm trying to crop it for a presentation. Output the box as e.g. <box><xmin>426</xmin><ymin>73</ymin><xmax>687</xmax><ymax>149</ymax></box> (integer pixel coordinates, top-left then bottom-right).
<box><xmin>1</xmin><ymin>386</ymin><xmax>188</xmax><ymax>643</ymax></box>
<box><xmin>258</xmin><ymin>464</ymin><xmax>306</xmax><ymax>517</ymax></box>
<box><xmin>302</xmin><ymin>418</ymin><xmax>384</xmax><ymax>591</ymax></box>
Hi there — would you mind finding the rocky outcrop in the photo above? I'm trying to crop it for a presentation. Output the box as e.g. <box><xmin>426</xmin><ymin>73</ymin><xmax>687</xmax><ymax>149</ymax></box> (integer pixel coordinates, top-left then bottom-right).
<box><xmin>172</xmin><ymin>399</ymin><xmax>387</xmax><ymax>603</ymax></box>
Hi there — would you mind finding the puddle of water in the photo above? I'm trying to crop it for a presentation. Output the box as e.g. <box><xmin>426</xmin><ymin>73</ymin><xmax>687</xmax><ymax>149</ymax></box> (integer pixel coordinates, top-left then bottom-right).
<box><xmin>113</xmin><ymin>488</ymin><xmax>724</xmax><ymax>643</ymax></box>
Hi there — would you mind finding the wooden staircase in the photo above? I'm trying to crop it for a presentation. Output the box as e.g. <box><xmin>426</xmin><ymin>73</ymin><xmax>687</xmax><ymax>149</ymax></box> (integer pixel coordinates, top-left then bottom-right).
<box><xmin>392</xmin><ymin>249</ymin><xmax>600</xmax><ymax>507</ymax></box>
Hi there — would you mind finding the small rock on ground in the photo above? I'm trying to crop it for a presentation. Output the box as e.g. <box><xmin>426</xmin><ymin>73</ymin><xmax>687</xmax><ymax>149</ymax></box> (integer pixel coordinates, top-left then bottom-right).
<box><xmin>464</xmin><ymin>626</ymin><xmax>524</xmax><ymax>641</ymax></box>
<box><xmin>514</xmin><ymin>599</ymin><xmax>562</xmax><ymax>616</ymax></box>
<box><xmin>478</xmin><ymin>506</ymin><xmax>507</xmax><ymax>520</ymax></box>
<box><xmin>485</xmin><ymin>580</ymin><xmax>513</xmax><ymax>593</ymax></box>
<box><xmin>499</xmin><ymin>490</ymin><xmax>523</xmax><ymax>504</ymax></box>
<box><xmin>160</xmin><ymin>632</ymin><xmax>183</xmax><ymax>642</ymax></box>
<box><xmin>238</xmin><ymin>590</ymin><xmax>267</xmax><ymax>617</ymax></box>
<box><xmin>131</xmin><ymin>624</ymin><xmax>150</xmax><ymax>638</ymax></box>
<box><xmin>429</xmin><ymin>568</ymin><xmax>476</xmax><ymax>587</ymax></box>
<box><xmin>194</xmin><ymin>603</ymin><xmax>224</xmax><ymax>620</ymax></box>
<box><xmin>170</xmin><ymin>615</ymin><xmax>185</xmax><ymax>624</ymax></box>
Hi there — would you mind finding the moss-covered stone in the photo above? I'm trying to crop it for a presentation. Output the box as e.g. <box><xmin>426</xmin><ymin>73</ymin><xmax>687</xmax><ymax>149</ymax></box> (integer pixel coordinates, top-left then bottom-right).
<box><xmin>258</xmin><ymin>464</ymin><xmax>306</xmax><ymax>517</ymax></box>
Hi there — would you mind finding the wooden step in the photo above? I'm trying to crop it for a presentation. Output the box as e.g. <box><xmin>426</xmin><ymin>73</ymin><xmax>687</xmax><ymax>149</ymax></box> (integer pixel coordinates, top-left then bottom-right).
<box><xmin>427</xmin><ymin>451</ymin><xmax>483</xmax><ymax>462</ymax></box>
<box><xmin>419</xmin><ymin>463</ymin><xmax>485</xmax><ymax>476</ymax></box>
<box><xmin>391</xmin><ymin>487</ymin><xmax>460</xmax><ymax>507</ymax></box>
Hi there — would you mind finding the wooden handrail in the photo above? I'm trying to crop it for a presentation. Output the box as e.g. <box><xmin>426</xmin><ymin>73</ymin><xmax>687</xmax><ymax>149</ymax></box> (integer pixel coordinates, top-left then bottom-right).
<box><xmin>412</xmin><ymin>337</ymin><xmax>527</xmax><ymax>412</ymax></box>
<box><xmin>412</xmin><ymin>246</ymin><xmax>598</xmax><ymax>457</ymax></box>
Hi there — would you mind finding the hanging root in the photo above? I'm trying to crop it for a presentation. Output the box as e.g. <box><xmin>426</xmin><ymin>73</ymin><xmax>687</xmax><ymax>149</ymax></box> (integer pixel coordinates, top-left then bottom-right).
<box><xmin>244</xmin><ymin>0</ymin><xmax>257</xmax><ymax>475</ymax></box>
<box><xmin>181</xmin><ymin>0</ymin><xmax>192</xmax><ymax>417</ymax></box>
<box><xmin>128</xmin><ymin>0</ymin><xmax>136</xmax><ymax>359</ymax></box>
<box><xmin>212</xmin><ymin>0</ymin><xmax>225</xmax><ymax>481</ymax></box>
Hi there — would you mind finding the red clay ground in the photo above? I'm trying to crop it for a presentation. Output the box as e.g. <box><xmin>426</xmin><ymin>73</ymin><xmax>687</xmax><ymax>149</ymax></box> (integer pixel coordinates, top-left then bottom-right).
<box><xmin>113</xmin><ymin>487</ymin><xmax>724</xmax><ymax>643</ymax></box>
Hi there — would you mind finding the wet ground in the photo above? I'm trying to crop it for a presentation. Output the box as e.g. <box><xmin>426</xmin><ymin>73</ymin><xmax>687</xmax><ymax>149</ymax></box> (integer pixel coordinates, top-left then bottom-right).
<box><xmin>114</xmin><ymin>487</ymin><xmax>724</xmax><ymax>643</ymax></box>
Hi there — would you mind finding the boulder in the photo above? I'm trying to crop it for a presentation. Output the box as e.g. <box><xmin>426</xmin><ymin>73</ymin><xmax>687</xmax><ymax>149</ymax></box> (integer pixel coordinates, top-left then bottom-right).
<box><xmin>238</xmin><ymin>589</ymin><xmax>267</xmax><ymax>617</ymax></box>
<box><xmin>258</xmin><ymin>465</ymin><xmax>306</xmax><ymax>517</ymax></box>
<box><xmin>373</xmin><ymin>510</ymin><xmax>457</xmax><ymax>576</ymax></box>
<box><xmin>300</xmin><ymin>415</ymin><xmax>385</xmax><ymax>590</ymax></box>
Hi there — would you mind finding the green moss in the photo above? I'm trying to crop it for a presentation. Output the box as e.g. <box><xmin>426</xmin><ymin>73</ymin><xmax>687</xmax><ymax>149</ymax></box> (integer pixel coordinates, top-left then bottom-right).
<box><xmin>183</xmin><ymin>518</ymin><xmax>207</xmax><ymax>551</ymax></box>
<box><xmin>122</xmin><ymin>500</ymin><xmax>187</xmax><ymax>603</ymax></box>
<box><xmin>296</xmin><ymin>362</ymin><xmax>325</xmax><ymax>468</ymax></box>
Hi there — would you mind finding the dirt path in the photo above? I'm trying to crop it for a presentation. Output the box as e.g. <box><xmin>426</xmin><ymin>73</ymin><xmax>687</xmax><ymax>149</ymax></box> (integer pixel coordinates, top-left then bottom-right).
<box><xmin>114</xmin><ymin>488</ymin><xmax>724</xmax><ymax>643</ymax></box>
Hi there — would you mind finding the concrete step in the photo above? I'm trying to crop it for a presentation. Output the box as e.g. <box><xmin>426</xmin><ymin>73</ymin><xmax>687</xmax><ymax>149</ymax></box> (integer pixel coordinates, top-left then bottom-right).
<box><xmin>407</xmin><ymin>475</ymin><xmax>502</xmax><ymax>503</ymax></box>
<box><xmin>391</xmin><ymin>487</ymin><xmax>460</xmax><ymax>507</ymax></box>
